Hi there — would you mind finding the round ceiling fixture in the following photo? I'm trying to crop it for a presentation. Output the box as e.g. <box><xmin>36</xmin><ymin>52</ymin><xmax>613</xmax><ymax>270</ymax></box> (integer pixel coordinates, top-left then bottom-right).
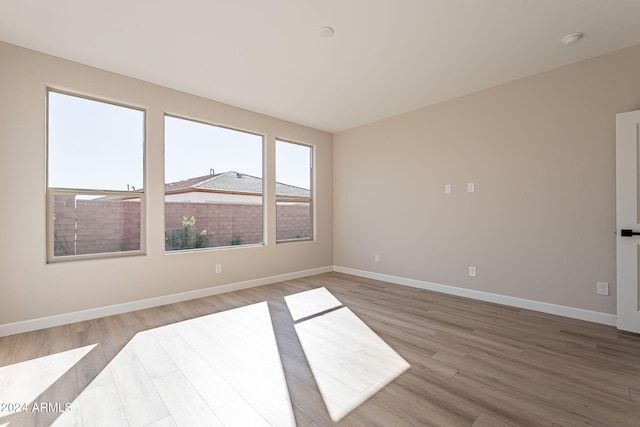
<box><xmin>319</xmin><ymin>26</ymin><xmax>335</xmax><ymax>38</ymax></box>
<box><xmin>562</xmin><ymin>32</ymin><xmax>583</xmax><ymax>45</ymax></box>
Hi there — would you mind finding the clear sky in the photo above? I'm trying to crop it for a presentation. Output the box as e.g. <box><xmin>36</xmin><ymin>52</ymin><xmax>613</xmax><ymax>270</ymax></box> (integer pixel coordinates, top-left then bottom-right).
<box><xmin>276</xmin><ymin>139</ymin><xmax>311</xmax><ymax>190</ymax></box>
<box><xmin>164</xmin><ymin>115</ymin><xmax>263</xmax><ymax>183</ymax></box>
<box><xmin>48</xmin><ymin>92</ymin><xmax>312</xmax><ymax>192</ymax></box>
<box><xmin>48</xmin><ymin>91</ymin><xmax>144</xmax><ymax>191</ymax></box>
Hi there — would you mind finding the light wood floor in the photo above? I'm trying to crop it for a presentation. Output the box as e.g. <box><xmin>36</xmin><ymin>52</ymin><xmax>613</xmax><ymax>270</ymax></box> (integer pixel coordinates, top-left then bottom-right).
<box><xmin>2</xmin><ymin>272</ymin><xmax>640</xmax><ymax>426</ymax></box>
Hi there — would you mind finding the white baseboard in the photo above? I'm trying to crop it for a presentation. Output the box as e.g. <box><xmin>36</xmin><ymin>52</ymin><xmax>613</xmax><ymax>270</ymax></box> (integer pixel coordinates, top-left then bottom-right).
<box><xmin>0</xmin><ymin>266</ymin><xmax>333</xmax><ymax>337</ymax></box>
<box><xmin>1</xmin><ymin>264</ymin><xmax>617</xmax><ymax>337</ymax></box>
<box><xmin>333</xmin><ymin>266</ymin><xmax>617</xmax><ymax>327</ymax></box>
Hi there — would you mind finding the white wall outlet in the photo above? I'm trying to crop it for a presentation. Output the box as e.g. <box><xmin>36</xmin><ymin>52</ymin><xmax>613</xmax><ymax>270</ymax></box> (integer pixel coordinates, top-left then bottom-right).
<box><xmin>215</xmin><ymin>264</ymin><xmax>222</xmax><ymax>274</ymax></box>
<box><xmin>445</xmin><ymin>184</ymin><xmax>452</xmax><ymax>194</ymax></box>
<box><xmin>374</xmin><ymin>254</ymin><xmax>380</xmax><ymax>263</ymax></box>
<box><xmin>597</xmin><ymin>281</ymin><xmax>609</xmax><ymax>295</ymax></box>
<box><xmin>469</xmin><ymin>266</ymin><xmax>476</xmax><ymax>277</ymax></box>
<box><xmin>468</xmin><ymin>182</ymin><xmax>475</xmax><ymax>192</ymax></box>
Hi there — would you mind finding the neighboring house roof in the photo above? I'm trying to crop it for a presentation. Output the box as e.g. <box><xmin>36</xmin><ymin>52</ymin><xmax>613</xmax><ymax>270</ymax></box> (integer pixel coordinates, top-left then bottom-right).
<box><xmin>165</xmin><ymin>171</ymin><xmax>310</xmax><ymax>198</ymax></box>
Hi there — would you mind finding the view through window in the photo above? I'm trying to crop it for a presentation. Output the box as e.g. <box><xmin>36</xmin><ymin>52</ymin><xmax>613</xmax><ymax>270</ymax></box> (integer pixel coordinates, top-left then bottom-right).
<box><xmin>164</xmin><ymin>116</ymin><xmax>264</xmax><ymax>251</ymax></box>
<box><xmin>47</xmin><ymin>98</ymin><xmax>314</xmax><ymax>258</ymax></box>
<box><xmin>47</xmin><ymin>90</ymin><xmax>145</xmax><ymax>261</ymax></box>
<box><xmin>276</xmin><ymin>139</ymin><xmax>313</xmax><ymax>242</ymax></box>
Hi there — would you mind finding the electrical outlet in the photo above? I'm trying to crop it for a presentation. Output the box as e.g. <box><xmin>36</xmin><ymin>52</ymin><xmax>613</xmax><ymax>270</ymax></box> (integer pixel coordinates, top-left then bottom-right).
<box><xmin>374</xmin><ymin>254</ymin><xmax>380</xmax><ymax>263</ymax></box>
<box><xmin>468</xmin><ymin>182</ymin><xmax>475</xmax><ymax>193</ymax></box>
<box><xmin>445</xmin><ymin>184</ymin><xmax>452</xmax><ymax>194</ymax></box>
<box><xmin>597</xmin><ymin>281</ymin><xmax>609</xmax><ymax>296</ymax></box>
<box><xmin>469</xmin><ymin>266</ymin><xmax>476</xmax><ymax>277</ymax></box>
<box><xmin>215</xmin><ymin>264</ymin><xmax>222</xmax><ymax>274</ymax></box>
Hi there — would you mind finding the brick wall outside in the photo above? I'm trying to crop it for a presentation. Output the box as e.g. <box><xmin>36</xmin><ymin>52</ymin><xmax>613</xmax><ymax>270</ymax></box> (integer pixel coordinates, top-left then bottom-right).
<box><xmin>276</xmin><ymin>203</ymin><xmax>311</xmax><ymax>241</ymax></box>
<box><xmin>53</xmin><ymin>195</ymin><xmax>77</xmax><ymax>255</ymax></box>
<box><xmin>53</xmin><ymin>195</ymin><xmax>141</xmax><ymax>256</ymax></box>
<box><xmin>164</xmin><ymin>202</ymin><xmax>264</xmax><ymax>248</ymax></box>
<box><xmin>53</xmin><ymin>197</ymin><xmax>310</xmax><ymax>256</ymax></box>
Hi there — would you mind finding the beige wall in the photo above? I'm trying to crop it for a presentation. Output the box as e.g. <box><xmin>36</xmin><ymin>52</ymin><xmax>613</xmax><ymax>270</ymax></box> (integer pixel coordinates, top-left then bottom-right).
<box><xmin>3</xmin><ymin>38</ymin><xmax>640</xmax><ymax>328</ymax></box>
<box><xmin>0</xmin><ymin>41</ymin><xmax>333</xmax><ymax>326</ymax></box>
<box><xmin>334</xmin><ymin>44</ymin><xmax>640</xmax><ymax>315</ymax></box>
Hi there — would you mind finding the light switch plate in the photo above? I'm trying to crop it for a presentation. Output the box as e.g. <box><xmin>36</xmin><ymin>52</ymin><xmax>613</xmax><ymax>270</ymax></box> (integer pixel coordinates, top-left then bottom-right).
<box><xmin>597</xmin><ymin>281</ymin><xmax>609</xmax><ymax>295</ymax></box>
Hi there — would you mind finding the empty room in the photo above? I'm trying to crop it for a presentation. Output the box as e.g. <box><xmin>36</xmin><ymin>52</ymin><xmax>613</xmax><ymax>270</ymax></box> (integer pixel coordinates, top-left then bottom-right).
<box><xmin>2</xmin><ymin>1</ymin><xmax>640</xmax><ymax>426</ymax></box>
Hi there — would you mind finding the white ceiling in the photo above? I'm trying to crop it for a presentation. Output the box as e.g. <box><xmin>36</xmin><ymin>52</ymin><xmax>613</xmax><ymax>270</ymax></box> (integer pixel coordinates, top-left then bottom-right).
<box><xmin>2</xmin><ymin>0</ymin><xmax>640</xmax><ymax>133</ymax></box>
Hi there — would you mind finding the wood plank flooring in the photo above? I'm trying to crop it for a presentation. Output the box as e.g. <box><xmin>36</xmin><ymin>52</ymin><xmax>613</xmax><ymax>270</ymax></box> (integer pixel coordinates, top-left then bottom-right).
<box><xmin>2</xmin><ymin>272</ymin><xmax>640</xmax><ymax>426</ymax></box>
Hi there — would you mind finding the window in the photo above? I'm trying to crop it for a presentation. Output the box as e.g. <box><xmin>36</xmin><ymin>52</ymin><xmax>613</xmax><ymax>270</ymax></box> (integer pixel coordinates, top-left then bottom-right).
<box><xmin>164</xmin><ymin>116</ymin><xmax>264</xmax><ymax>251</ymax></box>
<box><xmin>276</xmin><ymin>139</ymin><xmax>313</xmax><ymax>242</ymax></box>
<box><xmin>47</xmin><ymin>90</ymin><xmax>145</xmax><ymax>261</ymax></box>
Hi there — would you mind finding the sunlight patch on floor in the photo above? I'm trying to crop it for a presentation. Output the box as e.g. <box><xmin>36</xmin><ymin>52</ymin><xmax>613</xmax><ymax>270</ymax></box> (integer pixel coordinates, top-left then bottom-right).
<box><xmin>285</xmin><ymin>288</ymin><xmax>410</xmax><ymax>422</ymax></box>
<box><xmin>0</xmin><ymin>344</ymin><xmax>97</xmax><ymax>415</ymax></box>
<box><xmin>53</xmin><ymin>302</ymin><xmax>295</xmax><ymax>426</ymax></box>
<box><xmin>284</xmin><ymin>286</ymin><xmax>342</xmax><ymax>321</ymax></box>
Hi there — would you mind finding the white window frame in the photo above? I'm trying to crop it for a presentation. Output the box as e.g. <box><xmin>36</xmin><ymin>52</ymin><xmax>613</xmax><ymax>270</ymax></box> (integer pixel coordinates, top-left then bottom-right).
<box><xmin>163</xmin><ymin>114</ymin><xmax>266</xmax><ymax>252</ymax></box>
<box><xmin>275</xmin><ymin>139</ymin><xmax>314</xmax><ymax>243</ymax></box>
<box><xmin>46</xmin><ymin>89</ymin><xmax>146</xmax><ymax>262</ymax></box>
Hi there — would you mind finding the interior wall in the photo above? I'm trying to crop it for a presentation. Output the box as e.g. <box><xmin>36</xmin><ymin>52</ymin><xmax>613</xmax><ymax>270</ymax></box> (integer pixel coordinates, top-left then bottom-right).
<box><xmin>0</xmin><ymin>41</ymin><xmax>333</xmax><ymax>326</ymax></box>
<box><xmin>334</xmin><ymin>43</ymin><xmax>640</xmax><ymax>315</ymax></box>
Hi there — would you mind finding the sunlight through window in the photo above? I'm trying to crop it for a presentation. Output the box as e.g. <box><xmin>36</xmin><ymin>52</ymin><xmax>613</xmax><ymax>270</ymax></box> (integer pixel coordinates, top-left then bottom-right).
<box><xmin>53</xmin><ymin>302</ymin><xmax>295</xmax><ymax>426</ymax></box>
<box><xmin>0</xmin><ymin>344</ymin><xmax>97</xmax><ymax>414</ymax></box>
<box><xmin>284</xmin><ymin>286</ymin><xmax>342</xmax><ymax>321</ymax></box>
<box><xmin>285</xmin><ymin>287</ymin><xmax>410</xmax><ymax>421</ymax></box>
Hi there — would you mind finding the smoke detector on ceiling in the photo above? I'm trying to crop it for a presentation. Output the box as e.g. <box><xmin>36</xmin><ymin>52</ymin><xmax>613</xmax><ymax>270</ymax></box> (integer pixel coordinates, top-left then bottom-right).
<box><xmin>319</xmin><ymin>26</ymin><xmax>335</xmax><ymax>38</ymax></box>
<box><xmin>562</xmin><ymin>32</ymin><xmax>583</xmax><ymax>46</ymax></box>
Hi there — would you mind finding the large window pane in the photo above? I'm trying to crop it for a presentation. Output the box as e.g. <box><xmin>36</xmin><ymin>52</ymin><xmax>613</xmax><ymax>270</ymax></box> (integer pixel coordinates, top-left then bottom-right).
<box><xmin>276</xmin><ymin>140</ymin><xmax>312</xmax><ymax>242</ymax></box>
<box><xmin>48</xmin><ymin>92</ymin><xmax>143</xmax><ymax>191</ymax></box>
<box><xmin>47</xmin><ymin>91</ymin><xmax>145</xmax><ymax>261</ymax></box>
<box><xmin>53</xmin><ymin>193</ymin><xmax>141</xmax><ymax>256</ymax></box>
<box><xmin>276</xmin><ymin>201</ymin><xmax>311</xmax><ymax>241</ymax></box>
<box><xmin>164</xmin><ymin>116</ymin><xmax>263</xmax><ymax>250</ymax></box>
